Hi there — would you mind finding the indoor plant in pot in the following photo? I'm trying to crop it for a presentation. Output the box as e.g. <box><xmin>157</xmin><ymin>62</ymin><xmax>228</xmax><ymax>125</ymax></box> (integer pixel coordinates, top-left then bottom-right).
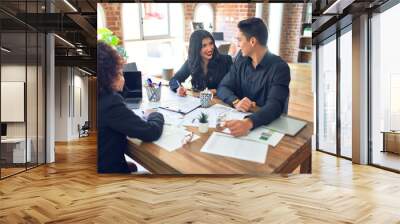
<box><xmin>197</xmin><ymin>112</ymin><xmax>209</xmax><ymax>133</ymax></box>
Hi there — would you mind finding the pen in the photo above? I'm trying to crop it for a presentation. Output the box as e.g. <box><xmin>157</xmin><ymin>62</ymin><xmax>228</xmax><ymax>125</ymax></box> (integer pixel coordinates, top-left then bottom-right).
<box><xmin>176</xmin><ymin>80</ymin><xmax>181</xmax><ymax>87</ymax></box>
<box><xmin>147</xmin><ymin>78</ymin><xmax>153</xmax><ymax>87</ymax></box>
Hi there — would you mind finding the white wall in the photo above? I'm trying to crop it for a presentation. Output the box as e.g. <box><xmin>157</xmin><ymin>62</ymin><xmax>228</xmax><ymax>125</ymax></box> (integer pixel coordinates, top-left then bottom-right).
<box><xmin>1</xmin><ymin>65</ymin><xmax>29</xmax><ymax>137</ymax></box>
<box><xmin>268</xmin><ymin>3</ymin><xmax>284</xmax><ymax>55</ymax></box>
<box><xmin>54</xmin><ymin>67</ymin><xmax>89</xmax><ymax>141</ymax></box>
<box><xmin>1</xmin><ymin>64</ymin><xmax>46</xmax><ymax>164</ymax></box>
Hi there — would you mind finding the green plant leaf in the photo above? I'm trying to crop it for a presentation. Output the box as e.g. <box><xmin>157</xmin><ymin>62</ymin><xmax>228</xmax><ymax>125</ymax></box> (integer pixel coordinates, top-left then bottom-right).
<box><xmin>97</xmin><ymin>28</ymin><xmax>127</xmax><ymax>59</ymax></box>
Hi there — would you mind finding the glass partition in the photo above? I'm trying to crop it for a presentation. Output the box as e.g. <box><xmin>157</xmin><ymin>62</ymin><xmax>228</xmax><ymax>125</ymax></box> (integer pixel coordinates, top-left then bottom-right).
<box><xmin>317</xmin><ymin>36</ymin><xmax>337</xmax><ymax>155</ymax></box>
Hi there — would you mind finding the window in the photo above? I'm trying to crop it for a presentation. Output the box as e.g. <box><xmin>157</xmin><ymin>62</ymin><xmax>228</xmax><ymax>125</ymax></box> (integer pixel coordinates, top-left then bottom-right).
<box><xmin>339</xmin><ymin>27</ymin><xmax>352</xmax><ymax>158</ymax></box>
<box><xmin>0</xmin><ymin>1</ymin><xmax>46</xmax><ymax>179</ymax></box>
<box><xmin>317</xmin><ymin>36</ymin><xmax>337</xmax><ymax>155</ymax></box>
<box><xmin>121</xmin><ymin>3</ymin><xmax>185</xmax><ymax>76</ymax></box>
<box><xmin>193</xmin><ymin>3</ymin><xmax>214</xmax><ymax>32</ymax></box>
<box><xmin>370</xmin><ymin>2</ymin><xmax>400</xmax><ymax>171</ymax></box>
<box><xmin>122</xmin><ymin>3</ymin><xmax>170</xmax><ymax>41</ymax></box>
<box><xmin>122</xmin><ymin>3</ymin><xmax>141</xmax><ymax>40</ymax></box>
<box><xmin>97</xmin><ymin>4</ymin><xmax>106</xmax><ymax>29</ymax></box>
<box><xmin>141</xmin><ymin>3</ymin><xmax>170</xmax><ymax>38</ymax></box>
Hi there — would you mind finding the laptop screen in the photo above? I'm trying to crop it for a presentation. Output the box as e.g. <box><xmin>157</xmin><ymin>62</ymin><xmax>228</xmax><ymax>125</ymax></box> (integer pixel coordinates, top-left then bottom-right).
<box><xmin>122</xmin><ymin>71</ymin><xmax>142</xmax><ymax>99</ymax></box>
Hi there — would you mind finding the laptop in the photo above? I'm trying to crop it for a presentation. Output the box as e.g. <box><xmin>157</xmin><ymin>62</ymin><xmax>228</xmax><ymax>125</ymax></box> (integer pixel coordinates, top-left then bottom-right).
<box><xmin>122</xmin><ymin>71</ymin><xmax>142</xmax><ymax>109</ymax></box>
<box><xmin>265</xmin><ymin>116</ymin><xmax>307</xmax><ymax>137</ymax></box>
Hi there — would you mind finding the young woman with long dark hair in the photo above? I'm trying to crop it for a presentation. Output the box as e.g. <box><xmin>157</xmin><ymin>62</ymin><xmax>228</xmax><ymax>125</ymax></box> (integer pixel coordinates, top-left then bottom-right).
<box><xmin>169</xmin><ymin>30</ymin><xmax>233</xmax><ymax>96</ymax></box>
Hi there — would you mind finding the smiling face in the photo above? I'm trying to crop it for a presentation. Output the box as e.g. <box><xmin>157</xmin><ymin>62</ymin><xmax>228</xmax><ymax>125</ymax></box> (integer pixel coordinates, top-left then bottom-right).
<box><xmin>200</xmin><ymin>37</ymin><xmax>214</xmax><ymax>61</ymax></box>
<box><xmin>236</xmin><ymin>30</ymin><xmax>254</xmax><ymax>57</ymax></box>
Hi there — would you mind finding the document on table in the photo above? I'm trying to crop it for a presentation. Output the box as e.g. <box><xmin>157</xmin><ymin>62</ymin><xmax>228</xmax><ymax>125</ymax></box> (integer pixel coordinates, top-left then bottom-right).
<box><xmin>132</xmin><ymin>108</ymin><xmax>186</xmax><ymax>126</ymax></box>
<box><xmin>159</xmin><ymin>95</ymin><xmax>201</xmax><ymax>115</ymax></box>
<box><xmin>221</xmin><ymin>126</ymin><xmax>285</xmax><ymax>147</ymax></box>
<box><xmin>153</xmin><ymin>125</ymin><xmax>200</xmax><ymax>152</ymax></box>
<box><xmin>200</xmin><ymin>132</ymin><xmax>269</xmax><ymax>163</ymax></box>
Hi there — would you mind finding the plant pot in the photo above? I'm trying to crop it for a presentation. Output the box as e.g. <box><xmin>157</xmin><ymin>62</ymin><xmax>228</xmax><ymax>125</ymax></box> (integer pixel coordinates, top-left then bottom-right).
<box><xmin>198</xmin><ymin>122</ymin><xmax>209</xmax><ymax>133</ymax></box>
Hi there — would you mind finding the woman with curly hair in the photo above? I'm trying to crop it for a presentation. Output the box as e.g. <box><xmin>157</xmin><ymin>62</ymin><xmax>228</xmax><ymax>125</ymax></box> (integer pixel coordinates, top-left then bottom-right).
<box><xmin>97</xmin><ymin>41</ymin><xmax>164</xmax><ymax>173</ymax></box>
<box><xmin>169</xmin><ymin>30</ymin><xmax>233</xmax><ymax>96</ymax></box>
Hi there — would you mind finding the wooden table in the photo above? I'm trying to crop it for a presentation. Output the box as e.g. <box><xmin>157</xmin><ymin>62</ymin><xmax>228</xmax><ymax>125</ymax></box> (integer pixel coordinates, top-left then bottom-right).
<box><xmin>125</xmin><ymin>86</ymin><xmax>313</xmax><ymax>174</ymax></box>
<box><xmin>381</xmin><ymin>131</ymin><xmax>400</xmax><ymax>155</ymax></box>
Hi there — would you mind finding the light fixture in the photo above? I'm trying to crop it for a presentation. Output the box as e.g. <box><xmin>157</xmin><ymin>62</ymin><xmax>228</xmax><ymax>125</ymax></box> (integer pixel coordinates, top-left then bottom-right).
<box><xmin>63</xmin><ymin>0</ymin><xmax>78</xmax><ymax>12</ymax></box>
<box><xmin>1</xmin><ymin>47</ymin><xmax>11</xmax><ymax>53</ymax></box>
<box><xmin>78</xmin><ymin>67</ymin><xmax>92</xmax><ymax>76</ymax></box>
<box><xmin>54</xmin><ymin>34</ymin><xmax>75</xmax><ymax>48</ymax></box>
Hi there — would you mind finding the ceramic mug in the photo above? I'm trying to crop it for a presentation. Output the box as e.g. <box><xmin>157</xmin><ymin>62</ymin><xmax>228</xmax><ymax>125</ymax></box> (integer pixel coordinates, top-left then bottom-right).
<box><xmin>199</xmin><ymin>88</ymin><xmax>213</xmax><ymax>108</ymax></box>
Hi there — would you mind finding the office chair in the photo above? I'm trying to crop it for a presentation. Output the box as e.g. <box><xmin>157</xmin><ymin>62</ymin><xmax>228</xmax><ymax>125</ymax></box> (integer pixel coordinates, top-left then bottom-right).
<box><xmin>78</xmin><ymin>121</ymin><xmax>90</xmax><ymax>138</ymax></box>
<box><xmin>212</xmin><ymin>32</ymin><xmax>224</xmax><ymax>41</ymax></box>
<box><xmin>218</xmin><ymin>44</ymin><xmax>231</xmax><ymax>55</ymax></box>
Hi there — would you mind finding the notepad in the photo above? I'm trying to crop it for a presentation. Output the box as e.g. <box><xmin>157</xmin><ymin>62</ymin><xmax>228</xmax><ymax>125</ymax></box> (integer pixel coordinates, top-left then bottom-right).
<box><xmin>159</xmin><ymin>96</ymin><xmax>201</xmax><ymax>115</ymax></box>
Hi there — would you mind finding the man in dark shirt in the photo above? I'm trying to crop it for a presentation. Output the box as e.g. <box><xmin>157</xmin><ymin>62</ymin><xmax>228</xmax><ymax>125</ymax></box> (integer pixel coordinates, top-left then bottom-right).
<box><xmin>217</xmin><ymin>17</ymin><xmax>290</xmax><ymax>137</ymax></box>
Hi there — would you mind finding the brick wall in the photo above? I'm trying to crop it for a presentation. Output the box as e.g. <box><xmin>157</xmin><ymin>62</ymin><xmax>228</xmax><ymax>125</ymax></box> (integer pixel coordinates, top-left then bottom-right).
<box><xmin>214</xmin><ymin>3</ymin><xmax>256</xmax><ymax>42</ymax></box>
<box><xmin>279</xmin><ymin>3</ymin><xmax>304</xmax><ymax>63</ymax></box>
<box><xmin>100</xmin><ymin>3</ymin><xmax>304</xmax><ymax>63</ymax></box>
<box><xmin>183</xmin><ymin>3</ymin><xmax>197</xmax><ymax>42</ymax></box>
<box><xmin>183</xmin><ymin>3</ymin><xmax>256</xmax><ymax>43</ymax></box>
<box><xmin>261</xmin><ymin>3</ymin><xmax>269</xmax><ymax>24</ymax></box>
<box><xmin>99</xmin><ymin>3</ymin><xmax>123</xmax><ymax>43</ymax></box>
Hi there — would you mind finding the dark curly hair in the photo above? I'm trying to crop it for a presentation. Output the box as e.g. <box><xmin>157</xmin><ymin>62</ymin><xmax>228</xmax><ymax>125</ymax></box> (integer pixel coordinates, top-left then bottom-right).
<box><xmin>188</xmin><ymin>30</ymin><xmax>220</xmax><ymax>90</ymax></box>
<box><xmin>97</xmin><ymin>41</ymin><xmax>124</xmax><ymax>94</ymax></box>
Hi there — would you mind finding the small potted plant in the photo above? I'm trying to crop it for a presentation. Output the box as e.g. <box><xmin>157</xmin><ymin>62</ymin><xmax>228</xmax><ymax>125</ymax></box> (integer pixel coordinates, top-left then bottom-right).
<box><xmin>197</xmin><ymin>112</ymin><xmax>209</xmax><ymax>133</ymax></box>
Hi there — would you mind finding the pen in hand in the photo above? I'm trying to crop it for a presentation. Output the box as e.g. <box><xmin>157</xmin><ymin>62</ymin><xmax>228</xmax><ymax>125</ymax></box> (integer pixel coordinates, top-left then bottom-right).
<box><xmin>176</xmin><ymin>80</ymin><xmax>187</xmax><ymax>97</ymax></box>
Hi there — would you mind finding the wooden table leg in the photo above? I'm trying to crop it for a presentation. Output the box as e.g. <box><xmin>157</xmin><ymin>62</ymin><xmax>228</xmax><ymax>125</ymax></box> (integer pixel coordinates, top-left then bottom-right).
<box><xmin>300</xmin><ymin>155</ymin><xmax>311</xmax><ymax>173</ymax></box>
<box><xmin>300</xmin><ymin>140</ymin><xmax>312</xmax><ymax>173</ymax></box>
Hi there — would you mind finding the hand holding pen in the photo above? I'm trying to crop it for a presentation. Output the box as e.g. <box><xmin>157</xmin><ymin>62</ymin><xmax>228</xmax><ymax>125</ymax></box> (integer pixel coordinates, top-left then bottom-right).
<box><xmin>176</xmin><ymin>80</ymin><xmax>187</xmax><ymax>97</ymax></box>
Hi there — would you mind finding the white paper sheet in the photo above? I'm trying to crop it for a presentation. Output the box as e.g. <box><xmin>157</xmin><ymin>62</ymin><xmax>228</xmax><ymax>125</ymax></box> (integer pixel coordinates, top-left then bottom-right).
<box><xmin>222</xmin><ymin>126</ymin><xmax>285</xmax><ymax>147</ymax></box>
<box><xmin>153</xmin><ymin>125</ymin><xmax>200</xmax><ymax>152</ymax></box>
<box><xmin>200</xmin><ymin>132</ymin><xmax>269</xmax><ymax>163</ymax></box>
<box><xmin>159</xmin><ymin>95</ymin><xmax>201</xmax><ymax>114</ymax></box>
<box><xmin>132</xmin><ymin>108</ymin><xmax>186</xmax><ymax>126</ymax></box>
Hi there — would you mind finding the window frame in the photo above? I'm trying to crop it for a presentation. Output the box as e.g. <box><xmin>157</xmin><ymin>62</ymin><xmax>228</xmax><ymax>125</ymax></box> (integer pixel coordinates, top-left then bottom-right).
<box><xmin>315</xmin><ymin>23</ymin><xmax>353</xmax><ymax>161</ymax></box>
<box><xmin>122</xmin><ymin>3</ymin><xmax>171</xmax><ymax>41</ymax></box>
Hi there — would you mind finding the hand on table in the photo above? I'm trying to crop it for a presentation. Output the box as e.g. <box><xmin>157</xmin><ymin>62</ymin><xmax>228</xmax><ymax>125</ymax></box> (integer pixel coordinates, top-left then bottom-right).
<box><xmin>209</xmin><ymin>89</ymin><xmax>217</xmax><ymax>95</ymax></box>
<box><xmin>224</xmin><ymin>118</ymin><xmax>254</xmax><ymax>137</ymax></box>
<box><xmin>234</xmin><ymin>97</ymin><xmax>256</xmax><ymax>112</ymax></box>
<box><xmin>143</xmin><ymin>109</ymin><xmax>157</xmax><ymax>118</ymax></box>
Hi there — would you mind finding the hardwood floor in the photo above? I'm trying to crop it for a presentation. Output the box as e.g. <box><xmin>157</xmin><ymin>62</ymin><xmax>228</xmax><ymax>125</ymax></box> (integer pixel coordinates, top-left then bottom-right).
<box><xmin>1</xmin><ymin>134</ymin><xmax>400</xmax><ymax>223</ymax></box>
<box><xmin>1</xmin><ymin>63</ymin><xmax>399</xmax><ymax>223</ymax></box>
<box><xmin>372</xmin><ymin>151</ymin><xmax>400</xmax><ymax>171</ymax></box>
